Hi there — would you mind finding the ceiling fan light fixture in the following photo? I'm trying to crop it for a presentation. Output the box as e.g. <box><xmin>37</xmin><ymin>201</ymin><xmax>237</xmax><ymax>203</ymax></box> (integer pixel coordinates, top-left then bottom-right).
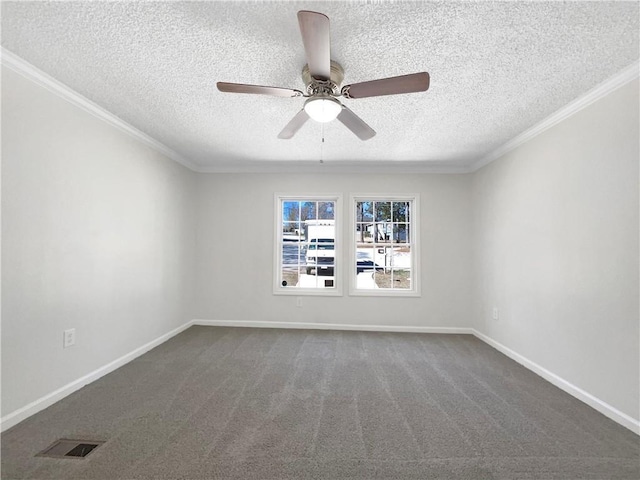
<box><xmin>217</xmin><ymin>11</ymin><xmax>428</xmax><ymax>139</ymax></box>
<box><xmin>303</xmin><ymin>96</ymin><xmax>342</xmax><ymax>123</ymax></box>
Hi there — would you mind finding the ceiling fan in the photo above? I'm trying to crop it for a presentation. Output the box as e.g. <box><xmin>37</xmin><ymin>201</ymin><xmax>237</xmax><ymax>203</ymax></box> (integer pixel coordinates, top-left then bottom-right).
<box><xmin>217</xmin><ymin>10</ymin><xmax>430</xmax><ymax>141</ymax></box>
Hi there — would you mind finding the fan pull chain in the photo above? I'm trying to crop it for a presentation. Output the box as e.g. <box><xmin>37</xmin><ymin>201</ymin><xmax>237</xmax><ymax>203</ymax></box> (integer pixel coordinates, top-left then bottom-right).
<box><xmin>320</xmin><ymin>123</ymin><xmax>325</xmax><ymax>164</ymax></box>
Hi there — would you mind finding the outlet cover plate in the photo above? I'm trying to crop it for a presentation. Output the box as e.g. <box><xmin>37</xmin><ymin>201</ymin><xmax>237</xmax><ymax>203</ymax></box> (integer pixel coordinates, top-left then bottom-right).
<box><xmin>63</xmin><ymin>328</ymin><xmax>76</xmax><ymax>348</ymax></box>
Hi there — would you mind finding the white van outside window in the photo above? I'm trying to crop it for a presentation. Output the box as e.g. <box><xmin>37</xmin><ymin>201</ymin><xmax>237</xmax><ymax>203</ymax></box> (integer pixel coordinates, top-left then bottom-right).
<box><xmin>274</xmin><ymin>195</ymin><xmax>342</xmax><ymax>295</ymax></box>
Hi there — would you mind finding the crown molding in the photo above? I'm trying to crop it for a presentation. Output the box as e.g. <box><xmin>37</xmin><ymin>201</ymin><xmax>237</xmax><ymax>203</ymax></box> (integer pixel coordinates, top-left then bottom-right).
<box><xmin>1</xmin><ymin>47</ymin><xmax>200</xmax><ymax>172</ymax></box>
<box><xmin>0</xmin><ymin>48</ymin><xmax>469</xmax><ymax>175</ymax></box>
<box><xmin>6</xmin><ymin>47</ymin><xmax>635</xmax><ymax>176</ymax></box>
<box><xmin>195</xmin><ymin>160</ymin><xmax>474</xmax><ymax>175</ymax></box>
<box><xmin>470</xmin><ymin>60</ymin><xmax>640</xmax><ymax>172</ymax></box>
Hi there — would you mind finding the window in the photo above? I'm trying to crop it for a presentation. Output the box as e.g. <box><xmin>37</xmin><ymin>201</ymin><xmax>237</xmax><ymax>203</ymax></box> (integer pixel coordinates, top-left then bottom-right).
<box><xmin>351</xmin><ymin>195</ymin><xmax>419</xmax><ymax>296</ymax></box>
<box><xmin>274</xmin><ymin>195</ymin><xmax>342</xmax><ymax>295</ymax></box>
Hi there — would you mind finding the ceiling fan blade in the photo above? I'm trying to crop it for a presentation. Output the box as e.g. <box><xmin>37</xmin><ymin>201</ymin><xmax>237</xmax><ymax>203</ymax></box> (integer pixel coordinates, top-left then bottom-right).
<box><xmin>297</xmin><ymin>11</ymin><xmax>331</xmax><ymax>81</ymax></box>
<box><xmin>341</xmin><ymin>72</ymin><xmax>430</xmax><ymax>99</ymax></box>
<box><xmin>336</xmin><ymin>106</ymin><xmax>376</xmax><ymax>141</ymax></box>
<box><xmin>278</xmin><ymin>109</ymin><xmax>310</xmax><ymax>139</ymax></box>
<box><xmin>217</xmin><ymin>82</ymin><xmax>303</xmax><ymax>97</ymax></box>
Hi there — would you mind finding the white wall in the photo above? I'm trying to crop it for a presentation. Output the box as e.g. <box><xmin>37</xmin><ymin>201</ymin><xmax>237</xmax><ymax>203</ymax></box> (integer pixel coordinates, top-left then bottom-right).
<box><xmin>472</xmin><ymin>79</ymin><xmax>639</xmax><ymax>421</ymax></box>
<box><xmin>195</xmin><ymin>173</ymin><xmax>473</xmax><ymax>328</ymax></box>
<box><xmin>1</xmin><ymin>66</ymin><xmax>197</xmax><ymax>417</ymax></box>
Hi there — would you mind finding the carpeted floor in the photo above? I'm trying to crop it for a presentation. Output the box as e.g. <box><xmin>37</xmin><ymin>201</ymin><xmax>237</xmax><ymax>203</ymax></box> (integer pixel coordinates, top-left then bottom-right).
<box><xmin>2</xmin><ymin>326</ymin><xmax>638</xmax><ymax>479</ymax></box>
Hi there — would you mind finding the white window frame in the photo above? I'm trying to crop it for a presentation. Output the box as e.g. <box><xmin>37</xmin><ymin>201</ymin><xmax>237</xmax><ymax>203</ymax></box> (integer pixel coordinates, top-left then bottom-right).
<box><xmin>273</xmin><ymin>193</ymin><xmax>343</xmax><ymax>296</ymax></box>
<box><xmin>349</xmin><ymin>194</ymin><xmax>420</xmax><ymax>297</ymax></box>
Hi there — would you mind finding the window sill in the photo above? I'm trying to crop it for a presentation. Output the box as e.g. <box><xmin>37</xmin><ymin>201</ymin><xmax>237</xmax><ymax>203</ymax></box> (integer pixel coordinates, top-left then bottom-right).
<box><xmin>274</xmin><ymin>288</ymin><xmax>343</xmax><ymax>297</ymax></box>
<box><xmin>348</xmin><ymin>289</ymin><xmax>421</xmax><ymax>297</ymax></box>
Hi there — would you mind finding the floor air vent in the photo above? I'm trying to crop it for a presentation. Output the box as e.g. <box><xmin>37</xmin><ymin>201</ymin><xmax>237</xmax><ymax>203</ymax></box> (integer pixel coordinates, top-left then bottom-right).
<box><xmin>37</xmin><ymin>439</ymin><xmax>104</xmax><ymax>459</ymax></box>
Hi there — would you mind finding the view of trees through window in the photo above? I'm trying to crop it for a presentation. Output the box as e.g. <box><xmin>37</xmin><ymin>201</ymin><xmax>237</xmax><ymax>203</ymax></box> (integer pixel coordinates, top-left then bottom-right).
<box><xmin>355</xmin><ymin>199</ymin><xmax>413</xmax><ymax>290</ymax></box>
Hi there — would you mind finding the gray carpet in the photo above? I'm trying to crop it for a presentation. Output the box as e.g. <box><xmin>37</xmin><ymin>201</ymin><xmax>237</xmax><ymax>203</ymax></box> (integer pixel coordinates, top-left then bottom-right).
<box><xmin>2</xmin><ymin>326</ymin><xmax>638</xmax><ymax>479</ymax></box>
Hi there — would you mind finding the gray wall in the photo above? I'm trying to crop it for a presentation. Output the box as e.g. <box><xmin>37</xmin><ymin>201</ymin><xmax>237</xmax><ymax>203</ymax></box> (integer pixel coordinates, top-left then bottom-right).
<box><xmin>194</xmin><ymin>173</ymin><xmax>474</xmax><ymax>327</ymax></box>
<box><xmin>472</xmin><ymin>79</ymin><xmax>639</xmax><ymax>419</ymax></box>
<box><xmin>1</xmin><ymin>66</ymin><xmax>197</xmax><ymax>416</ymax></box>
<box><xmin>2</xmin><ymin>60</ymin><xmax>638</xmax><ymax>428</ymax></box>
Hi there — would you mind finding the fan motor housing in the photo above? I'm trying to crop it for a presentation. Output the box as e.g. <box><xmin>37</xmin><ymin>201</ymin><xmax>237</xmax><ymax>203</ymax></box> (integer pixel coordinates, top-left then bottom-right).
<box><xmin>302</xmin><ymin>60</ymin><xmax>344</xmax><ymax>96</ymax></box>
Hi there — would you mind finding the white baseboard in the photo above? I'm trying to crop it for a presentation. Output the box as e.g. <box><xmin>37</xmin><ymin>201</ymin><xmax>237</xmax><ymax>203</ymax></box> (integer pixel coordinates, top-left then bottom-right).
<box><xmin>472</xmin><ymin>329</ymin><xmax>640</xmax><ymax>435</ymax></box>
<box><xmin>192</xmin><ymin>319</ymin><xmax>473</xmax><ymax>335</ymax></box>
<box><xmin>0</xmin><ymin>320</ymin><xmax>195</xmax><ymax>432</ymax></box>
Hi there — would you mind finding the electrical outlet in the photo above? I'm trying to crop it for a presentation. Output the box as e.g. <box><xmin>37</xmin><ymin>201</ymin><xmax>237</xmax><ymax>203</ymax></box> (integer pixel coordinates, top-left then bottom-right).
<box><xmin>296</xmin><ymin>297</ymin><xmax>302</xmax><ymax>308</ymax></box>
<box><xmin>63</xmin><ymin>328</ymin><xmax>76</xmax><ymax>348</ymax></box>
<box><xmin>492</xmin><ymin>307</ymin><xmax>499</xmax><ymax>321</ymax></box>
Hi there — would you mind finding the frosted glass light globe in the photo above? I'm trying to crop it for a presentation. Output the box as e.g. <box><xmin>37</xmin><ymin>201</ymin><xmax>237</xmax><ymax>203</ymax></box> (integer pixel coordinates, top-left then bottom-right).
<box><xmin>304</xmin><ymin>96</ymin><xmax>342</xmax><ymax>123</ymax></box>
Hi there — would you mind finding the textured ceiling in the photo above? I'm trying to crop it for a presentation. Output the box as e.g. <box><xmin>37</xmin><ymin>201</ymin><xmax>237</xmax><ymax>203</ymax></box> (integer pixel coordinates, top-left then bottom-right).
<box><xmin>2</xmin><ymin>1</ymin><xmax>638</xmax><ymax>171</ymax></box>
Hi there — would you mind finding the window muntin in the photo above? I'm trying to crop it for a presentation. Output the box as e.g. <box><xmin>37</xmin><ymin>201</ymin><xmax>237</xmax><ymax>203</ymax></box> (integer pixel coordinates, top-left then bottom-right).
<box><xmin>352</xmin><ymin>196</ymin><xmax>419</xmax><ymax>296</ymax></box>
<box><xmin>275</xmin><ymin>196</ymin><xmax>340</xmax><ymax>295</ymax></box>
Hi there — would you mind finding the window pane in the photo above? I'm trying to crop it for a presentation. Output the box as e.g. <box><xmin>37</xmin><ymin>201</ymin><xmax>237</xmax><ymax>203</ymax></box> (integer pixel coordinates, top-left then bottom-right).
<box><xmin>355</xmin><ymin>223</ymin><xmax>373</xmax><ymax>243</ymax></box>
<box><xmin>318</xmin><ymin>201</ymin><xmax>335</xmax><ymax>220</ymax></box>
<box><xmin>353</xmin><ymin>197</ymin><xmax>415</xmax><ymax>294</ymax></box>
<box><xmin>394</xmin><ymin>223</ymin><xmax>408</xmax><ymax>243</ymax></box>
<box><xmin>357</xmin><ymin>201</ymin><xmax>374</xmax><ymax>222</ymax></box>
<box><xmin>355</xmin><ymin>268</ymin><xmax>377</xmax><ymax>289</ymax></box>
<box><xmin>392</xmin><ymin>202</ymin><xmax>409</xmax><ymax>222</ymax></box>
<box><xmin>355</xmin><ymin>243</ymin><xmax>381</xmax><ymax>273</ymax></box>
<box><xmin>392</xmin><ymin>269</ymin><xmax>411</xmax><ymax>289</ymax></box>
<box><xmin>282</xmin><ymin>243</ymin><xmax>302</xmax><ymax>267</ymax></box>
<box><xmin>282</xmin><ymin>222</ymin><xmax>301</xmax><ymax>241</ymax></box>
<box><xmin>281</xmin><ymin>267</ymin><xmax>299</xmax><ymax>288</ymax></box>
<box><xmin>374</xmin><ymin>223</ymin><xmax>391</xmax><ymax>243</ymax></box>
<box><xmin>375</xmin><ymin>201</ymin><xmax>391</xmax><ymax>222</ymax></box>
<box><xmin>373</xmin><ymin>270</ymin><xmax>392</xmax><ymax>289</ymax></box>
<box><xmin>282</xmin><ymin>201</ymin><xmax>300</xmax><ymax>221</ymax></box>
<box><xmin>300</xmin><ymin>201</ymin><xmax>316</xmax><ymax>221</ymax></box>
<box><xmin>392</xmin><ymin>245</ymin><xmax>411</xmax><ymax>269</ymax></box>
<box><xmin>277</xmin><ymin>197</ymin><xmax>338</xmax><ymax>293</ymax></box>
